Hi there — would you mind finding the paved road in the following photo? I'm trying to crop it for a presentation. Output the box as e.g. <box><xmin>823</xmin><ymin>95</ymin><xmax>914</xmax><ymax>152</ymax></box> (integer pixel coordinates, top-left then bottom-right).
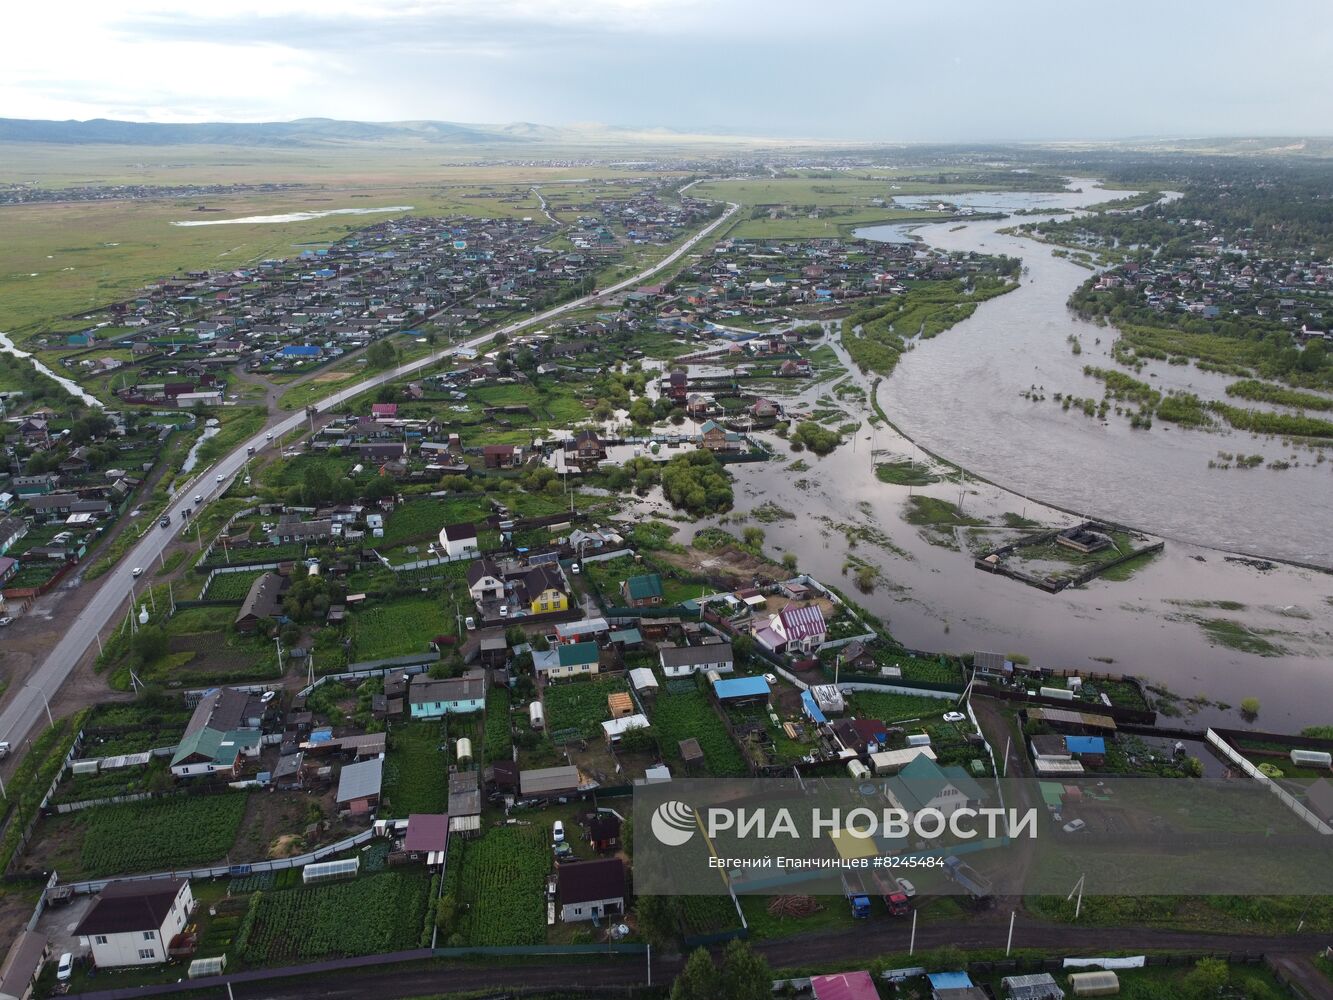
<box><xmin>0</xmin><ymin>199</ymin><xmax>738</xmax><ymax>753</ymax></box>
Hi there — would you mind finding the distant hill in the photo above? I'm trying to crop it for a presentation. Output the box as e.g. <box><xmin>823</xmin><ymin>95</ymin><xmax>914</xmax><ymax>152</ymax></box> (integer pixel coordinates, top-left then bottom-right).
<box><xmin>0</xmin><ymin>117</ymin><xmax>531</xmax><ymax>147</ymax></box>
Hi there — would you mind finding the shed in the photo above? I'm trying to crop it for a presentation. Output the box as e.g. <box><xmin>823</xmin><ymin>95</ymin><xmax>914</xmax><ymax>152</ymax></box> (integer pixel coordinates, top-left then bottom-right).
<box><xmin>870</xmin><ymin>746</ymin><xmax>937</xmax><ymax>775</ymax></box>
<box><xmin>628</xmin><ymin>667</ymin><xmax>659</xmax><ymax>696</ymax></box>
<box><xmin>678</xmin><ymin>738</ymin><xmax>704</xmax><ymax>768</ymax></box>
<box><xmin>0</xmin><ymin>929</ymin><xmax>48</xmax><ymax>1000</ymax></box>
<box><xmin>601</xmin><ymin>713</ymin><xmax>649</xmax><ymax>744</ymax></box>
<box><xmin>1069</xmin><ymin>970</ymin><xmax>1120</xmax><ymax>996</ymax></box>
<box><xmin>810</xmin><ymin>970</ymin><xmax>880</xmax><ymax>1000</ymax></box>
<box><xmin>1305</xmin><ymin>777</ymin><xmax>1333</xmax><ymax>824</ymax></box>
<box><xmin>404</xmin><ymin>813</ymin><xmax>450</xmax><ymax>865</ymax></box>
<box><xmin>1001</xmin><ymin>971</ymin><xmax>1066</xmax><ymax>999</ymax></box>
<box><xmin>607</xmin><ymin>691</ymin><xmax>635</xmax><ymax>718</ymax></box>
<box><xmin>1065</xmin><ymin>736</ymin><xmax>1106</xmax><ymax>756</ymax></box>
<box><xmin>520</xmin><ymin>764</ymin><xmax>580</xmax><ymax>798</ymax></box>
<box><xmin>335</xmin><ymin>757</ymin><xmax>383</xmax><ymax>814</ymax></box>
<box><xmin>801</xmin><ymin>689</ymin><xmax>828</xmax><ymax>725</ymax></box>
<box><xmin>529</xmin><ymin>701</ymin><xmax>545</xmax><ymax>729</ymax></box>
<box><xmin>712</xmin><ymin>675</ymin><xmax>770</xmax><ymax>705</ymax></box>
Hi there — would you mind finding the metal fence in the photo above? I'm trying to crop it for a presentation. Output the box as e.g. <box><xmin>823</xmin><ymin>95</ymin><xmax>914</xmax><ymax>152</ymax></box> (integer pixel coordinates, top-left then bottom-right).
<box><xmin>58</xmin><ymin>827</ymin><xmax>379</xmax><ymax>894</ymax></box>
<box><xmin>1206</xmin><ymin>728</ymin><xmax>1333</xmax><ymax>835</ymax></box>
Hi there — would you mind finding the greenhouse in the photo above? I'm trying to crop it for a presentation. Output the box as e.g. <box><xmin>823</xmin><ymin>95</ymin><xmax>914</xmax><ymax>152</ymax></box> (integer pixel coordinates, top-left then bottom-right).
<box><xmin>302</xmin><ymin>857</ymin><xmax>360</xmax><ymax>885</ymax></box>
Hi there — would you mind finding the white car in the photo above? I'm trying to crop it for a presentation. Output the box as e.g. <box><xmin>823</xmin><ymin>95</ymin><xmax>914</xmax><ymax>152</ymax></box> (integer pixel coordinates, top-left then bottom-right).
<box><xmin>895</xmin><ymin>877</ymin><xmax>917</xmax><ymax>898</ymax></box>
<box><xmin>552</xmin><ymin>820</ymin><xmax>565</xmax><ymax>844</ymax></box>
<box><xmin>1063</xmin><ymin>819</ymin><xmax>1087</xmax><ymax>834</ymax></box>
<box><xmin>764</xmin><ymin>673</ymin><xmax>778</xmax><ymax>685</ymax></box>
<box><xmin>194</xmin><ymin>495</ymin><xmax>202</xmax><ymax>504</ymax></box>
<box><xmin>266</xmin><ymin>432</ymin><xmax>274</xmax><ymax>440</ymax></box>
<box><xmin>465</xmin><ymin>616</ymin><xmax>476</xmax><ymax>630</ymax></box>
<box><xmin>131</xmin><ymin>567</ymin><xmax>143</xmax><ymax>577</ymax></box>
<box><xmin>942</xmin><ymin>711</ymin><xmax>966</xmax><ymax>724</ymax></box>
<box><xmin>0</xmin><ymin>618</ymin><xmax>13</xmax><ymax>628</ymax></box>
<box><xmin>57</xmin><ymin>953</ymin><xmax>73</xmax><ymax>982</ymax></box>
<box><xmin>216</xmin><ymin>473</ymin><xmax>225</xmax><ymax>482</ymax></box>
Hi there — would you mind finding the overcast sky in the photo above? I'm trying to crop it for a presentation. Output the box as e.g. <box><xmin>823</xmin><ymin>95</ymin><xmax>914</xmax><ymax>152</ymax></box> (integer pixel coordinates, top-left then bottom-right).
<box><xmin>4</xmin><ymin>0</ymin><xmax>1330</xmax><ymax>140</ymax></box>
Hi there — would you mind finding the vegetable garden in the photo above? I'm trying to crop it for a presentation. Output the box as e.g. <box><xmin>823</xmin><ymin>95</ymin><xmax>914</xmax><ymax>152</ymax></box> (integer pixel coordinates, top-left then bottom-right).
<box><xmin>649</xmin><ymin>688</ymin><xmax>747</xmax><ymax>777</ymax></box>
<box><xmin>351</xmin><ymin>595</ymin><xmax>450</xmax><ymax>660</ymax></box>
<box><xmin>451</xmin><ymin>825</ymin><xmax>549</xmax><ymax>945</ymax></box>
<box><xmin>235</xmin><ymin>870</ymin><xmax>431</xmax><ymax>964</ymax></box>
<box><xmin>542</xmin><ymin>676</ymin><xmax>630</xmax><ymax>739</ymax></box>
<box><xmin>380</xmin><ymin>721</ymin><xmax>448</xmax><ymax>816</ymax></box>
<box><xmin>77</xmin><ymin>792</ymin><xmax>249</xmax><ymax>877</ymax></box>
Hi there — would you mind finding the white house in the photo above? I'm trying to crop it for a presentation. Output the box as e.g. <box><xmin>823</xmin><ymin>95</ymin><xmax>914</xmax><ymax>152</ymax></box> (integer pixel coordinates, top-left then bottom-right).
<box><xmin>601</xmin><ymin>713</ymin><xmax>649</xmax><ymax>744</ymax></box>
<box><xmin>754</xmin><ymin>604</ymin><xmax>827</xmax><ymax>655</ymax></box>
<box><xmin>658</xmin><ymin>640</ymin><xmax>734</xmax><ymax>679</ymax></box>
<box><xmin>75</xmin><ymin>878</ymin><xmax>194</xmax><ymax>968</ymax></box>
<box><xmin>439</xmin><ymin>522</ymin><xmax>479</xmax><ymax>559</ymax></box>
<box><xmin>466</xmin><ymin>558</ymin><xmax>505</xmax><ymax>603</ymax></box>
<box><xmin>557</xmin><ymin>859</ymin><xmax>625</xmax><ymax>923</ymax></box>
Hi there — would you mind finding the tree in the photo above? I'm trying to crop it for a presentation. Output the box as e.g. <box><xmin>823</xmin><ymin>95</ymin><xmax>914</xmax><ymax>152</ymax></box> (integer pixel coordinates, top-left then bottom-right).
<box><xmin>132</xmin><ymin>624</ymin><xmax>168</xmax><ymax>665</ymax></box>
<box><xmin>670</xmin><ymin>947</ymin><xmax>720</xmax><ymax>1000</ymax></box>
<box><xmin>366</xmin><ymin>339</ymin><xmax>396</xmax><ymax>370</ymax></box>
<box><xmin>741</xmin><ymin>526</ymin><xmax>765</xmax><ymax>550</ymax></box>
<box><xmin>634</xmin><ymin>894</ymin><xmax>677</xmax><ymax>950</ymax></box>
<box><xmin>718</xmin><ymin>940</ymin><xmax>773</xmax><ymax>1000</ymax></box>
<box><xmin>781</xmin><ymin>552</ymin><xmax>798</xmax><ymax>572</ymax></box>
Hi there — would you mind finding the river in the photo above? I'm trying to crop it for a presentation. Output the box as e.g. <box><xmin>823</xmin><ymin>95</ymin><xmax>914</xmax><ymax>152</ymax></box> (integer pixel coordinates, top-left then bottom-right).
<box><xmin>625</xmin><ymin>178</ymin><xmax>1333</xmax><ymax>730</ymax></box>
<box><xmin>171</xmin><ymin>205</ymin><xmax>414</xmax><ymax>227</ymax></box>
<box><xmin>856</xmin><ymin>181</ymin><xmax>1333</xmax><ymax>567</ymax></box>
<box><xmin>0</xmin><ymin>331</ymin><xmax>103</xmax><ymax>407</ymax></box>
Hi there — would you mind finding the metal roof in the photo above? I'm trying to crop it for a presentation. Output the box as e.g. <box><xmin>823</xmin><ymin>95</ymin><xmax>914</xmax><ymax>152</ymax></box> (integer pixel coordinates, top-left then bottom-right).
<box><xmin>336</xmin><ymin>757</ymin><xmax>384</xmax><ymax>803</ymax></box>
<box><xmin>712</xmin><ymin>675</ymin><xmax>770</xmax><ymax>700</ymax></box>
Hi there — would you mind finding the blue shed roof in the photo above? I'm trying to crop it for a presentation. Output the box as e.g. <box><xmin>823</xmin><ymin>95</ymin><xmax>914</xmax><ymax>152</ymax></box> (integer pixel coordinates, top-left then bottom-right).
<box><xmin>927</xmin><ymin>971</ymin><xmax>974</xmax><ymax>989</ymax></box>
<box><xmin>1065</xmin><ymin>736</ymin><xmax>1106</xmax><ymax>755</ymax></box>
<box><xmin>801</xmin><ymin>690</ymin><xmax>827</xmax><ymax>724</ymax></box>
<box><xmin>713</xmin><ymin>676</ymin><xmax>770</xmax><ymax>700</ymax></box>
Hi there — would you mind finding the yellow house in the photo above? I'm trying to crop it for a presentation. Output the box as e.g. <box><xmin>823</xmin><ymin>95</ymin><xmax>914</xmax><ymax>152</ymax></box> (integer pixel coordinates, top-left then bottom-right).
<box><xmin>524</xmin><ymin>564</ymin><xmax>568</xmax><ymax>614</ymax></box>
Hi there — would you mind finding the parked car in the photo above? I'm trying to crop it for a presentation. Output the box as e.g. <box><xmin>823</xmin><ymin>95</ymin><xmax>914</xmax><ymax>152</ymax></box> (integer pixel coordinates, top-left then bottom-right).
<box><xmin>131</xmin><ymin>567</ymin><xmax>143</xmax><ymax>577</ymax></box>
<box><xmin>57</xmin><ymin>953</ymin><xmax>73</xmax><ymax>982</ymax></box>
<box><xmin>465</xmin><ymin>616</ymin><xmax>476</xmax><ymax>630</ymax></box>
<box><xmin>552</xmin><ymin>820</ymin><xmax>565</xmax><ymax>843</ymax></box>
<box><xmin>764</xmin><ymin>673</ymin><xmax>778</xmax><ymax>685</ymax></box>
<box><xmin>942</xmin><ymin>711</ymin><xmax>966</xmax><ymax>724</ymax></box>
<box><xmin>498</xmin><ymin>605</ymin><xmax>509</xmax><ymax>618</ymax></box>
<box><xmin>1063</xmin><ymin>819</ymin><xmax>1087</xmax><ymax>834</ymax></box>
<box><xmin>895</xmin><ymin>877</ymin><xmax>917</xmax><ymax>898</ymax></box>
<box><xmin>0</xmin><ymin>618</ymin><xmax>13</xmax><ymax>628</ymax></box>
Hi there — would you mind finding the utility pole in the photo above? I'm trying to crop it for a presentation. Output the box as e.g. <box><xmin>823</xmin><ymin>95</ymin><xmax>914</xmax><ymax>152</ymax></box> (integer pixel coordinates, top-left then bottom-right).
<box><xmin>1006</xmin><ymin>909</ymin><xmax>1015</xmax><ymax>956</ymax></box>
<box><xmin>35</xmin><ymin>685</ymin><xmax>53</xmax><ymax>727</ymax></box>
<box><xmin>909</xmin><ymin>908</ymin><xmax>917</xmax><ymax>955</ymax></box>
<box><xmin>1002</xmin><ymin>735</ymin><xmax>1011</xmax><ymax>777</ymax></box>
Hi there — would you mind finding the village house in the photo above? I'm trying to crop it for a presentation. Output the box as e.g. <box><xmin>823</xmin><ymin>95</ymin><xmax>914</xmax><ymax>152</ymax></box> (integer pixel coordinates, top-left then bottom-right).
<box><xmin>698</xmin><ymin>419</ymin><xmax>744</xmax><ymax>452</ymax></box>
<box><xmin>532</xmin><ymin>640</ymin><xmax>601</xmax><ymax>680</ymax></box>
<box><xmin>466</xmin><ymin>558</ymin><xmax>506</xmax><ymax>603</ymax></box>
<box><xmin>659</xmin><ymin>640</ymin><xmax>734</xmax><ymax>679</ymax></box>
<box><xmin>234</xmin><ymin>571</ymin><xmax>289</xmax><ymax>634</ymax></box>
<box><xmin>439</xmin><ymin>522</ymin><xmax>479</xmax><ymax>559</ymax></box>
<box><xmin>408</xmin><ymin>674</ymin><xmax>487</xmax><ymax>718</ymax></box>
<box><xmin>621</xmin><ymin>572</ymin><xmax>664</xmax><ymax>607</ymax></box>
<box><xmin>170</xmin><ymin>687</ymin><xmax>265</xmax><ymax>778</ymax></box>
<box><xmin>753</xmin><ymin>604</ymin><xmax>827</xmax><ymax>655</ymax></box>
<box><xmin>74</xmin><ymin>878</ymin><xmax>195</xmax><ymax>969</ymax></box>
<box><xmin>522</xmin><ymin>563</ymin><xmax>568</xmax><ymax>614</ymax></box>
<box><xmin>556</xmin><ymin>858</ymin><xmax>625</xmax><ymax>922</ymax></box>
<box><xmin>482</xmin><ymin>444</ymin><xmax>523</xmax><ymax>469</ymax></box>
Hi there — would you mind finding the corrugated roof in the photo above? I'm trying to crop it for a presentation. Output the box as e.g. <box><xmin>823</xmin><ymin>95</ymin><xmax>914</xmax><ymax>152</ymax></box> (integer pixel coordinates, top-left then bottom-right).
<box><xmin>810</xmin><ymin>971</ymin><xmax>880</xmax><ymax>1000</ymax></box>
<box><xmin>712</xmin><ymin>676</ymin><xmax>770</xmax><ymax>700</ymax></box>
<box><xmin>336</xmin><ymin>757</ymin><xmax>383</xmax><ymax>803</ymax></box>
<box><xmin>520</xmin><ymin>765</ymin><xmax>580</xmax><ymax>795</ymax></box>
<box><xmin>404</xmin><ymin>813</ymin><xmax>450</xmax><ymax>853</ymax></box>
<box><xmin>778</xmin><ymin>604</ymin><xmax>826</xmax><ymax>641</ymax></box>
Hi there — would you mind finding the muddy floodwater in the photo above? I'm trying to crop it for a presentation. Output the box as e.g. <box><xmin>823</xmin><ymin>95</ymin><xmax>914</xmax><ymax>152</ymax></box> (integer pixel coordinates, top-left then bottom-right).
<box><xmin>634</xmin><ymin>179</ymin><xmax>1333</xmax><ymax>731</ymax></box>
<box><xmin>857</xmin><ymin>183</ymin><xmax>1333</xmax><ymax>568</ymax></box>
